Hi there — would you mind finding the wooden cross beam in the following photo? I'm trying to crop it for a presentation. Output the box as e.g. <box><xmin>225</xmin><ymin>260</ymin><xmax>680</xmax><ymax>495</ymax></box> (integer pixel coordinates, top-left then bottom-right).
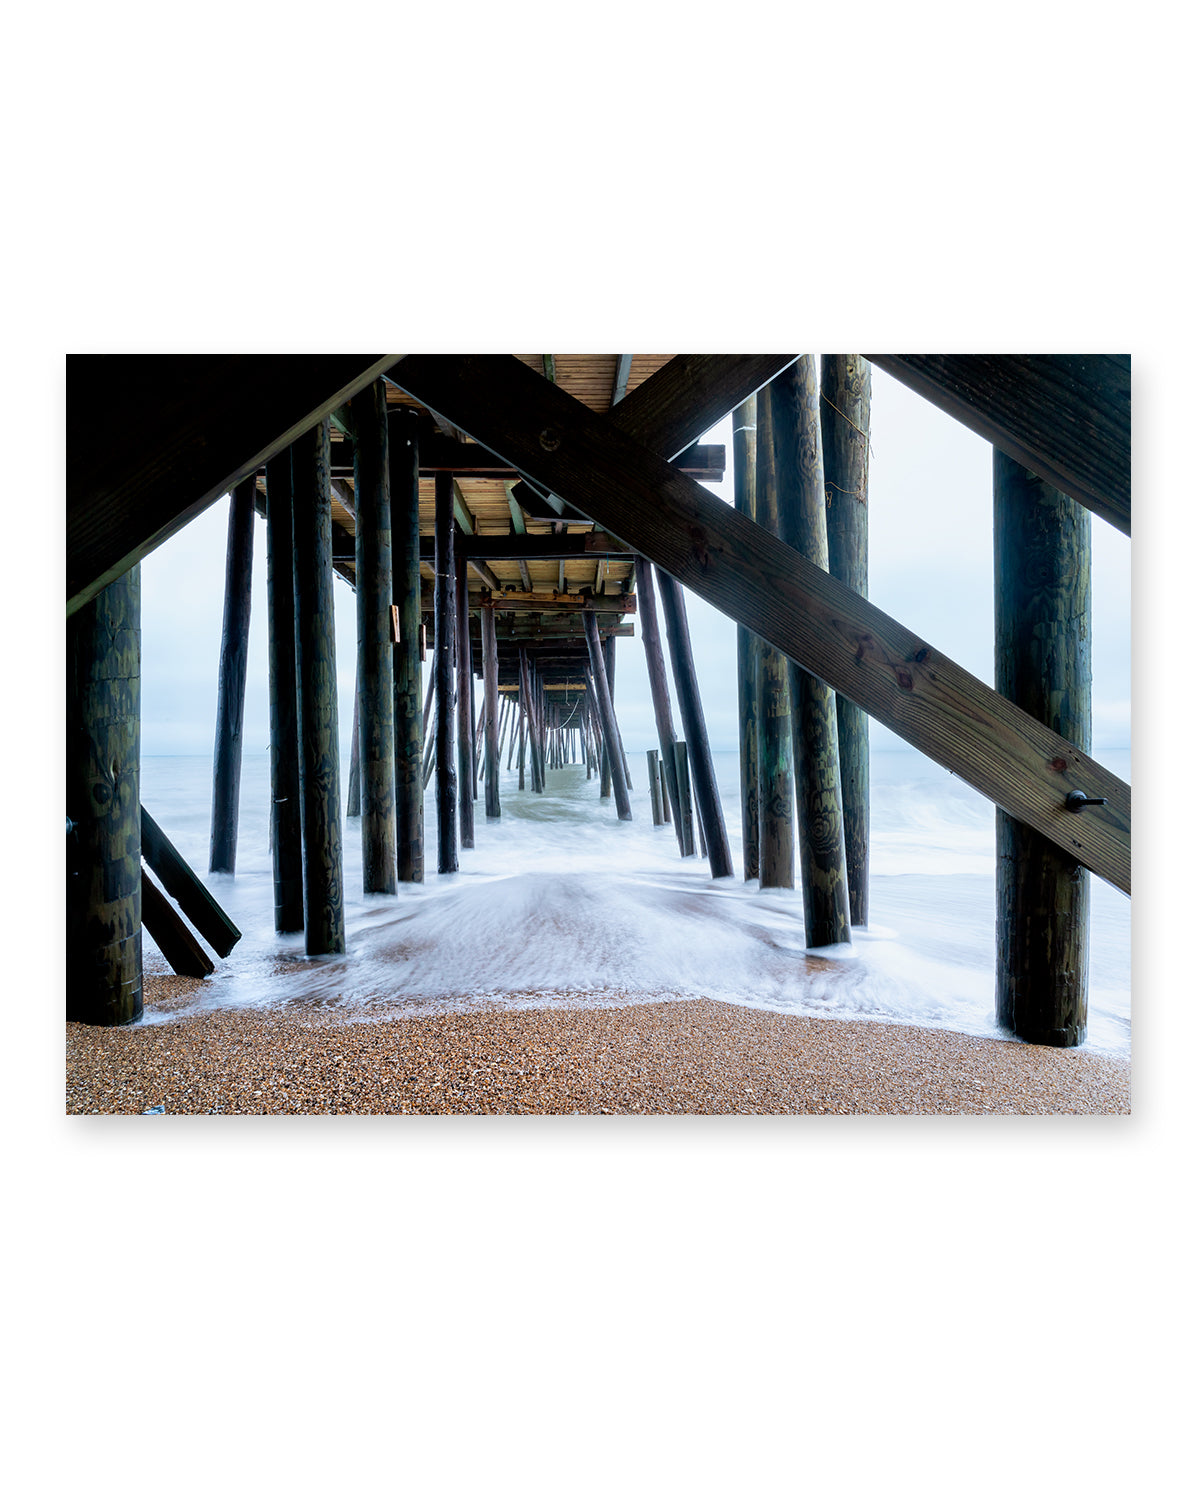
<box><xmin>67</xmin><ymin>354</ymin><xmax>402</xmax><ymax>614</ymax></box>
<box><xmin>388</xmin><ymin>353</ymin><xmax>1131</xmax><ymax>893</ymax></box>
<box><xmin>867</xmin><ymin>355</ymin><xmax>1130</xmax><ymax>535</ymax></box>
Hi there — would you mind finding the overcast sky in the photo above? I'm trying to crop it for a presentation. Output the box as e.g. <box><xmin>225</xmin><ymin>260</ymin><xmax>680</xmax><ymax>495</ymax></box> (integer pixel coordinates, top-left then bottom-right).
<box><xmin>139</xmin><ymin>364</ymin><xmax>1131</xmax><ymax>775</ymax></box>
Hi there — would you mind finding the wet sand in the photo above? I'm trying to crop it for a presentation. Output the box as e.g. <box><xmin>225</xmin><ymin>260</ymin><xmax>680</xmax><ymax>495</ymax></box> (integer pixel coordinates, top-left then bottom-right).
<box><xmin>64</xmin><ymin>974</ymin><xmax>1130</xmax><ymax>1115</ymax></box>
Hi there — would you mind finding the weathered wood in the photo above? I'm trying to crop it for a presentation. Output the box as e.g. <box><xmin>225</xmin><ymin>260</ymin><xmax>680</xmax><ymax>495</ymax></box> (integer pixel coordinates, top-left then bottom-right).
<box><xmin>995</xmin><ymin>452</ymin><xmax>1093</xmax><ymax>1046</ymax></box>
<box><xmin>821</xmin><ymin>355</ymin><xmax>871</xmax><ymax>925</ymax></box>
<box><xmin>264</xmin><ymin>449</ymin><xmax>304</xmax><ymax>932</ymax></box>
<box><xmin>346</xmin><ymin>692</ymin><xmax>361</xmax><ymax>817</ymax></box>
<box><xmin>647</xmin><ymin>749</ymin><xmax>665</xmax><ymax>825</ymax></box>
<box><xmin>141</xmin><ymin>868</ymin><xmax>215</xmax><ymax>978</ymax></box>
<box><xmin>209</xmin><ymin>478</ymin><xmax>255</xmax><ymax>874</ymax></box>
<box><xmin>68</xmin><ymin>355</ymin><xmax>402</xmax><ymax>615</ymax></box>
<box><xmin>658</xmin><ymin>756</ymin><xmax>672</xmax><ymax>833</ymax></box>
<box><xmin>754</xmin><ymin>387</ymin><xmax>795</xmax><ymax>890</ymax></box>
<box><xmin>292</xmin><ymin>419</ymin><xmax>345</xmax><ymax>954</ymax></box>
<box><xmin>387</xmin><ymin>354</ymin><xmax>1130</xmax><ymax>893</ymax></box>
<box><xmin>67</xmin><ymin>567</ymin><xmax>143</xmax><ymax>1024</ymax></box>
<box><xmin>611</xmin><ymin>355</ymin><xmax>632</xmax><ymax>406</ymax></box>
<box><xmin>434</xmin><ymin>472</ymin><xmax>458</xmax><ymax>871</ymax></box>
<box><xmin>771</xmin><ymin>358</ymin><xmax>851</xmax><ymax>946</ymax></box>
<box><xmin>633</xmin><ymin>557</ymin><xmax>685</xmax><ymax>855</ymax></box>
<box><xmin>483</xmin><ymin>618</ymin><xmax>501</xmax><ymax>818</ymax></box>
<box><xmin>584</xmin><ymin>613</ymin><xmax>632</xmax><ymax>820</ymax></box>
<box><xmin>732</xmin><ymin>396</ymin><xmax>759</xmax><ymax>881</ymax></box>
<box><xmin>518</xmin><ymin>650</ymin><xmax>544</xmax><ymax>792</ymax></box>
<box><xmin>609</xmin><ymin>354</ymin><xmax>800</xmax><ymax>461</ymax></box>
<box><xmin>141</xmin><ymin>807</ymin><xmax>241</xmax><ymax>957</ymax></box>
<box><xmin>455</xmin><ymin>549</ymin><xmax>475</xmax><ymax>848</ymax></box>
<box><xmin>867</xmin><ymin>354</ymin><xmax>1130</xmax><ymax>536</ymax></box>
<box><xmin>390</xmin><ymin>408</ymin><xmax>424</xmax><ymax>882</ymax></box>
<box><xmin>603</xmin><ymin>634</ymin><xmax>633</xmax><ymax>790</ymax></box>
<box><xmin>673</xmin><ymin>742</ymin><xmax>696</xmax><ymax>856</ymax></box>
<box><xmin>351</xmin><ymin>380</ymin><xmax>397</xmax><ymax>894</ymax></box>
<box><xmin>656</xmin><ymin>570</ymin><xmax>732</xmax><ymax>878</ymax></box>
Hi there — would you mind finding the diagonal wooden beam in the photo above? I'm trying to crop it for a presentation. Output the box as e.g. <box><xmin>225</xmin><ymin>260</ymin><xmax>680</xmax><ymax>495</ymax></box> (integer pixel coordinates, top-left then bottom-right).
<box><xmin>68</xmin><ymin>354</ymin><xmax>402</xmax><ymax>614</ymax></box>
<box><xmin>606</xmin><ymin>354</ymin><xmax>800</xmax><ymax>459</ymax></box>
<box><xmin>866</xmin><ymin>355</ymin><xmax>1130</xmax><ymax>535</ymax></box>
<box><xmin>388</xmin><ymin>354</ymin><xmax>1131</xmax><ymax>893</ymax></box>
<box><xmin>611</xmin><ymin>354</ymin><xmax>632</xmax><ymax>407</ymax></box>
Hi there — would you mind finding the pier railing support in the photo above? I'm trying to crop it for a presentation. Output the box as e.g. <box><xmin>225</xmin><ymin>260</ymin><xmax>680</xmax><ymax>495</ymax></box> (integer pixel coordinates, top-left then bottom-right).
<box><xmin>754</xmin><ymin>387</ymin><xmax>795</xmax><ymax>890</ymax></box>
<box><xmin>293</xmin><ymin>418</ymin><xmax>345</xmax><ymax>955</ymax></box>
<box><xmin>821</xmin><ymin>356</ymin><xmax>871</xmax><ymax>925</ymax></box>
<box><xmin>210</xmin><ymin>476</ymin><xmax>255</xmax><ymax>873</ymax></box>
<box><xmin>584</xmin><ymin>612</ymin><xmax>632</xmax><ymax>820</ymax></box>
<box><xmin>390</xmin><ymin>408</ymin><xmax>424</xmax><ymax>882</ymax></box>
<box><xmin>434</xmin><ymin>471</ymin><xmax>458</xmax><ymax>872</ymax></box>
<box><xmin>772</xmin><ymin>358</ymin><xmax>852</xmax><ymax>946</ymax></box>
<box><xmin>353</xmin><ymin>379</ymin><xmax>397</xmax><ymax>894</ymax></box>
<box><xmin>995</xmin><ymin>452</ymin><xmax>1092</xmax><ymax>1045</ymax></box>
<box><xmin>733</xmin><ymin>397</ymin><xmax>760</xmax><ymax>881</ymax></box>
<box><xmin>265</xmin><ymin>449</ymin><xmax>304</xmax><ymax>931</ymax></box>
<box><xmin>67</xmin><ymin>566</ymin><xmax>143</xmax><ymax>1024</ymax></box>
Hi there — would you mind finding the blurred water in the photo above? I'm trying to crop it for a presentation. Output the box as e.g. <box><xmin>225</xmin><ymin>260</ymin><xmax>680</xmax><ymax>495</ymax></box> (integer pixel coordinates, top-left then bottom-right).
<box><xmin>139</xmin><ymin>745</ymin><xmax>1131</xmax><ymax>1055</ymax></box>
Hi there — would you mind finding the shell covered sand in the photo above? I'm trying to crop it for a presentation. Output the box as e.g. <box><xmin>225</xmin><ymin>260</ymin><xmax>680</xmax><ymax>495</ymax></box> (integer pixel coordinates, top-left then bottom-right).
<box><xmin>65</xmin><ymin>976</ymin><xmax>1130</xmax><ymax>1115</ymax></box>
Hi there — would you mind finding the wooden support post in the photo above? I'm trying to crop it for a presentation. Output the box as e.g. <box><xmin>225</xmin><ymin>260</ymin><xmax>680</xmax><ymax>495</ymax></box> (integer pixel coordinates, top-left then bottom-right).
<box><xmin>647</xmin><ymin>749</ymin><xmax>665</xmax><ymax>824</ymax></box>
<box><xmin>673</xmin><ymin>741</ymin><xmax>696</xmax><ymax>856</ymax></box>
<box><xmin>265</xmin><ymin>449</ymin><xmax>304</xmax><ymax>932</ymax></box>
<box><xmin>141</xmin><ymin>868</ymin><xmax>215</xmax><ymax>978</ymax></box>
<box><xmin>67</xmin><ymin>566</ymin><xmax>142</xmax><ymax>1024</ymax></box>
<box><xmin>482</xmin><ymin>605</ymin><xmax>502</xmax><ymax>818</ymax></box>
<box><xmin>771</xmin><ymin>358</ymin><xmax>852</xmax><ymax>946</ymax></box>
<box><xmin>352</xmin><ymin>378</ymin><xmax>397</xmax><ymax>894</ymax></box>
<box><xmin>292</xmin><ymin>418</ymin><xmax>345</xmax><ymax>955</ymax></box>
<box><xmin>471</xmin><ymin>670</ymin><xmax>479</xmax><ymax>795</ymax></box>
<box><xmin>821</xmin><ymin>355</ymin><xmax>871</xmax><ymax>925</ymax></box>
<box><xmin>390</xmin><ymin>408</ymin><xmax>424</xmax><ymax>882</ymax></box>
<box><xmin>754</xmin><ymin>386</ymin><xmax>795</xmax><ymax>889</ymax></box>
<box><xmin>656</xmin><ymin>569</ymin><xmax>733</xmax><ymax>878</ymax></box>
<box><xmin>584</xmin><ymin>612</ymin><xmax>632</xmax><ymax>820</ymax></box>
<box><xmin>517</xmin><ymin>696</ymin><xmax>527</xmax><ymax>790</ymax></box>
<box><xmin>346</xmin><ymin>691</ymin><xmax>361</xmax><ymax>817</ymax></box>
<box><xmin>434</xmin><ymin>471</ymin><xmax>458</xmax><ymax>872</ymax></box>
<box><xmin>733</xmin><ymin>397</ymin><xmax>760</xmax><ymax>881</ymax></box>
<box><xmin>209</xmin><ymin>477</ymin><xmax>255</xmax><ymax>873</ymax></box>
<box><xmin>518</xmin><ymin>650</ymin><xmax>542</xmax><ymax>792</ymax></box>
<box><xmin>658</xmin><ymin>757</ymin><xmax>672</xmax><ymax>831</ymax></box>
<box><xmin>634</xmin><ymin>557</ymin><xmax>686</xmax><ymax>855</ymax></box>
<box><xmin>455</xmin><ymin>549</ymin><xmax>475</xmax><ymax>848</ymax></box>
<box><xmin>603</xmin><ymin>633</ymin><xmax>633</xmax><ymax>790</ymax></box>
<box><xmin>995</xmin><ymin>452</ymin><xmax>1092</xmax><ymax>1046</ymax></box>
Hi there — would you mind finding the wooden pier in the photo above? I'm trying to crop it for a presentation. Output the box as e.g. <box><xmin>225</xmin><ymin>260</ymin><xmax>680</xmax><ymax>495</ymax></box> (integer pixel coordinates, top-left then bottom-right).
<box><xmin>66</xmin><ymin>354</ymin><xmax>1130</xmax><ymax>1047</ymax></box>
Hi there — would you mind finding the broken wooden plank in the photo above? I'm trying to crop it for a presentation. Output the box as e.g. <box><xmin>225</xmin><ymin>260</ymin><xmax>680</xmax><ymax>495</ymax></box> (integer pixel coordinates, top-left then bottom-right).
<box><xmin>140</xmin><ymin>806</ymin><xmax>242</xmax><ymax>957</ymax></box>
<box><xmin>141</xmin><ymin>867</ymin><xmax>215</xmax><ymax>978</ymax></box>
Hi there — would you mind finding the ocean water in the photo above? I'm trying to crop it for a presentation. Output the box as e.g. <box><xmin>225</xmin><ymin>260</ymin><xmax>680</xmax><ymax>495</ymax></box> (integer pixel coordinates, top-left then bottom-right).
<box><xmin>138</xmin><ymin>743</ymin><xmax>1132</xmax><ymax>1056</ymax></box>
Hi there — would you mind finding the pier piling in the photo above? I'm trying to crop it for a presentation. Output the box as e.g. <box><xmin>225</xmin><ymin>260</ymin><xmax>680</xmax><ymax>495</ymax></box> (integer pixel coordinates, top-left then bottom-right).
<box><xmin>265</xmin><ymin>448</ymin><xmax>304</xmax><ymax>932</ymax></box>
<box><xmin>209</xmin><ymin>477</ymin><xmax>255</xmax><ymax>874</ymax></box>
<box><xmin>434</xmin><ymin>471</ymin><xmax>458</xmax><ymax>872</ymax></box>
<box><xmin>390</xmin><ymin>408</ymin><xmax>424</xmax><ymax>882</ymax></box>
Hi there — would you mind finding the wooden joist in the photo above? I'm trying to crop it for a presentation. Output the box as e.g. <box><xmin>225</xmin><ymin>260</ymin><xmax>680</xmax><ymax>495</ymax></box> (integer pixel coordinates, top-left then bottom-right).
<box><xmin>388</xmin><ymin>354</ymin><xmax>1131</xmax><ymax>894</ymax></box>
<box><xmin>866</xmin><ymin>355</ymin><xmax>1131</xmax><ymax>536</ymax></box>
<box><xmin>67</xmin><ymin>354</ymin><xmax>402</xmax><ymax>614</ymax></box>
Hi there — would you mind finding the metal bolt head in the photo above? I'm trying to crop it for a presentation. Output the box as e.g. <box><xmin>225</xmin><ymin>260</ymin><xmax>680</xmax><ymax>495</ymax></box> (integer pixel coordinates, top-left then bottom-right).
<box><xmin>539</xmin><ymin>428</ymin><xmax>560</xmax><ymax>452</ymax></box>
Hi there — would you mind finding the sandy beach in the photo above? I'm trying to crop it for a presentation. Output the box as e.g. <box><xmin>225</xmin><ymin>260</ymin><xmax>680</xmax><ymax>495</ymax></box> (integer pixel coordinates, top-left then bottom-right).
<box><xmin>65</xmin><ymin>973</ymin><xmax>1130</xmax><ymax>1115</ymax></box>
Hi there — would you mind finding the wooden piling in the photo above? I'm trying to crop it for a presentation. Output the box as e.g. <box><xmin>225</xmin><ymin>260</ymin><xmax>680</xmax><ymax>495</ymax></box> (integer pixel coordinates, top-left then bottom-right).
<box><xmin>391</xmin><ymin>408</ymin><xmax>424</xmax><ymax>882</ymax></box>
<box><xmin>995</xmin><ymin>451</ymin><xmax>1092</xmax><ymax>1046</ymax></box>
<box><xmin>434</xmin><ymin>471</ymin><xmax>458</xmax><ymax>873</ymax></box>
<box><xmin>584</xmin><ymin>611</ymin><xmax>632</xmax><ymax>820</ymax></box>
<box><xmin>141</xmin><ymin>868</ymin><xmax>215</xmax><ymax>978</ymax></box>
<box><xmin>346</xmin><ymin>691</ymin><xmax>361</xmax><ymax>817</ymax></box>
<box><xmin>264</xmin><ymin>448</ymin><xmax>304</xmax><ymax>932</ymax></box>
<box><xmin>771</xmin><ymin>357</ymin><xmax>852</xmax><ymax>946</ymax></box>
<box><xmin>673</xmin><ymin>741</ymin><xmax>695</xmax><ymax>856</ymax></box>
<box><xmin>821</xmin><ymin>355</ymin><xmax>871</xmax><ymax>924</ymax></box>
<box><xmin>482</xmin><ymin>604</ymin><xmax>502</xmax><ymax>818</ymax></box>
<box><xmin>66</xmin><ymin>566</ymin><xmax>143</xmax><ymax>1024</ymax></box>
<box><xmin>455</xmin><ymin>550</ymin><xmax>475</xmax><ymax>848</ymax></box>
<box><xmin>292</xmin><ymin>418</ymin><xmax>345</xmax><ymax>954</ymax></box>
<box><xmin>647</xmin><ymin>749</ymin><xmax>664</xmax><ymax>824</ymax></box>
<box><xmin>633</xmin><ymin>557</ymin><xmax>686</xmax><ymax>855</ymax></box>
<box><xmin>209</xmin><ymin>476</ymin><xmax>255</xmax><ymax>873</ymax></box>
<box><xmin>733</xmin><ymin>397</ymin><xmax>760</xmax><ymax>881</ymax></box>
<box><xmin>604</xmin><ymin>634</ymin><xmax>633</xmax><ymax>790</ymax></box>
<box><xmin>352</xmin><ymin>379</ymin><xmax>397</xmax><ymax>894</ymax></box>
<box><xmin>656</xmin><ymin>569</ymin><xmax>733</xmax><ymax>878</ymax></box>
<box><xmin>753</xmin><ymin>386</ymin><xmax>795</xmax><ymax>890</ymax></box>
<box><xmin>518</xmin><ymin>649</ymin><xmax>543</xmax><ymax>792</ymax></box>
